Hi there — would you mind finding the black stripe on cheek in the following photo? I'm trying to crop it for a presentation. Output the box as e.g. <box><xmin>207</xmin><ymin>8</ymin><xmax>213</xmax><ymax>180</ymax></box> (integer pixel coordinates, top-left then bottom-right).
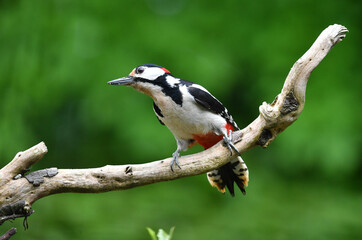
<box><xmin>145</xmin><ymin>75</ymin><xmax>184</xmax><ymax>107</ymax></box>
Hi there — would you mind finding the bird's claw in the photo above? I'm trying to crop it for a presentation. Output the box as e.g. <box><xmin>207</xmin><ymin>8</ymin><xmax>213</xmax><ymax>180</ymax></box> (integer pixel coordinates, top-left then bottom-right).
<box><xmin>223</xmin><ymin>130</ymin><xmax>241</xmax><ymax>156</ymax></box>
<box><xmin>170</xmin><ymin>152</ymin><xmax>181</xmax><ymax>172</ymax></box>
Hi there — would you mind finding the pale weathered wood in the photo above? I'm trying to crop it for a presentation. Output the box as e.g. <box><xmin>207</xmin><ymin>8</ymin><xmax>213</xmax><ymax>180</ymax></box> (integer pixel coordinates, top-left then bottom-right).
<box><xmin>0</xmin><ymin>24</ymin><xmax>348</xmax><ymax>224</ymax></box>
<box><xmin>0</xmin><ymin>142</ymin><xmax>48</xmax><ymax>187</ymax></box>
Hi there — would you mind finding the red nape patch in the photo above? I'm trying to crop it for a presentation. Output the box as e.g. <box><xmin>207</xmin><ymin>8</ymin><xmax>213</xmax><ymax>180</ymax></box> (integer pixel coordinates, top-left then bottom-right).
<box><xmin>193</xmin><ymin>123</ymin><xmax>234</xmax><ymax>150</ymax></box>
<box><xmin>161</xmin><ymin>67</ymin><xmax>170</xmax><ymax>73</ymax></box>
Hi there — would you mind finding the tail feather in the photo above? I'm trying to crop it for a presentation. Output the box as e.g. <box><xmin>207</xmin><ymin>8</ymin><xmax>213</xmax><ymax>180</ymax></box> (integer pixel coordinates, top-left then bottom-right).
<box><xmin>207</xmin><ymin>156</ymin><xmax>249</xmax><ymax>196</ymax></box>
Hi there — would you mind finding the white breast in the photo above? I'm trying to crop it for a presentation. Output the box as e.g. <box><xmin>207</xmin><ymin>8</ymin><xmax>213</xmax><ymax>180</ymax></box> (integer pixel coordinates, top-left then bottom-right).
<box><xmin>154</xmin><ymin>85</ymin><xmax>227</xmax><ymax>140</ymax></box>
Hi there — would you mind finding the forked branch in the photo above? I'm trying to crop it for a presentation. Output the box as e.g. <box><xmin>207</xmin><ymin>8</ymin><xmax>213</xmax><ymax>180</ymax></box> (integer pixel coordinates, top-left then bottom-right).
<box><xmin>0</xmin><ymin>24</ymin><xmax>348</xmax><ymax>226</ymax></box>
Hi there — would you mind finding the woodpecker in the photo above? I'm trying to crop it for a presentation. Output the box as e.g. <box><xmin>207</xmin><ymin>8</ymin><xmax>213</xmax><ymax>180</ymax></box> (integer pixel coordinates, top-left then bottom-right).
<box><xmin>108</xmin><ymin>64</ymin><xmax>249</xmax><ymax>196</ymax></box>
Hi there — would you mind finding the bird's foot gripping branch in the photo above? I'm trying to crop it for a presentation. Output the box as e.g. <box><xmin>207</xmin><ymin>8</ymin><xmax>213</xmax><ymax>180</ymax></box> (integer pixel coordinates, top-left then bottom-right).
<box><xmin>0</xmin><ymin>24</ymin><xmax>348</xmax><ymax>230</ymax></box>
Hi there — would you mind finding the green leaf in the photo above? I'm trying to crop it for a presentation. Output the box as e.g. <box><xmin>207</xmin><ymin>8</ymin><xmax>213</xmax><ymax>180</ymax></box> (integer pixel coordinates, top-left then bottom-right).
<box><xmin>146</xmin><ymin>227</ymin><xmax>157</xmax><ymax>240</ymax></box>
<box><xmin>168</xmin><ymin>227</ymin><xmax>175</xmax><ymax>239</ymax></box>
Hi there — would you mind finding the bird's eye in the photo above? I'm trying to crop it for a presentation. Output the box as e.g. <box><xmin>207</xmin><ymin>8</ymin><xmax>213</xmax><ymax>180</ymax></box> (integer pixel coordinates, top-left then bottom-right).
<box><xmin>136</xmin><ymin>67</ymin><xmax>145</xmax><ymax>74</ymax></box>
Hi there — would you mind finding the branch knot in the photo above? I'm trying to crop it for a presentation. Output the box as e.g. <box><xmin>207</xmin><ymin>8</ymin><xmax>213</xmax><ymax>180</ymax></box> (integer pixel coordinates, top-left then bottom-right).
<box><xmin>259</xmin><ymin>101</ymin><xmax>279</xmax><ymax>122</ymax></box>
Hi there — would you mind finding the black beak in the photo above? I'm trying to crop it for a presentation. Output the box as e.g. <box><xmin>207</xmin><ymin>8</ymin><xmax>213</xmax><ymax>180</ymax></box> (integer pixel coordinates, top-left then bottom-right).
<box><xmin>107</xmin><ymin>76</ymin><xmax>134</xmax><ymax>86</ymax></box>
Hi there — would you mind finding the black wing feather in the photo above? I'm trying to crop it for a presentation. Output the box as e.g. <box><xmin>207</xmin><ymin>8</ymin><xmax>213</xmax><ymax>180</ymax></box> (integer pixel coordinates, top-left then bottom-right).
<box><xmin>188</xmin><ymin>87</ymin><xmax>225</xmax><ymax>114</ymax></box>
<box><xmin>187</xmin><ymin>86</ymin><xmax>239</xmax><ymax>130</ymax></box>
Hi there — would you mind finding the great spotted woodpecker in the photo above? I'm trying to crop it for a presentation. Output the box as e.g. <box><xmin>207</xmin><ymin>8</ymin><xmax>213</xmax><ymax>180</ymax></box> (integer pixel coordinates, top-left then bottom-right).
<box><xmin>108</xmin><ymin>64</ymin><xmax>249</xmax><ymax>196</ymax></box>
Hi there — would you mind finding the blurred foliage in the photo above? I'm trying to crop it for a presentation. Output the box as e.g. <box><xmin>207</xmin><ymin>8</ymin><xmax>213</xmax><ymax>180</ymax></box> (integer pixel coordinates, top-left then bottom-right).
<box><xmin>147</xmin><ymin>227</ymin><xmax>174</xmax><ymax>240</ymax></box>
<box><xmin>0</xmin><ymin>0</ymin><xmax>361</xmax><ymax>239</ymax></box>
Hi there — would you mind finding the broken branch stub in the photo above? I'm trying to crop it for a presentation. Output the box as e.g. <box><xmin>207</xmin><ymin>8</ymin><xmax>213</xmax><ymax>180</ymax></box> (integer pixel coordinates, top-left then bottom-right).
<box><xmin>256</xmin><ymin>24</ymin><xmax>348</xmax><ymax>147</ymax></box>
<box><xmin>0</xmin><ymin>142</ymin><xmax>48</xmax><ymax>187</ymax></box>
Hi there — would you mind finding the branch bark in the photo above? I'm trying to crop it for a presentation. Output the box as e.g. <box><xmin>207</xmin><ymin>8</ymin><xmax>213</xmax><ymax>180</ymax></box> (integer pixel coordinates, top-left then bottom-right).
<box><xmin>0</xmin><ymin>228</ymin><xmax>16</xmax><ymax>240</ymax></box>
<box><xmin>0</xmin><ymin>24</ymin><xmax>348</xmax><ymax>224</ymax></box>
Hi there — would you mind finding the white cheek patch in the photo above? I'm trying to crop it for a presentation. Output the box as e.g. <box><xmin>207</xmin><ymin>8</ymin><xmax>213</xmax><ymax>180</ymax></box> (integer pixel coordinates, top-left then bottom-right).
<box><xmin>139</xmin><ymin>67</ymin><xmax>165</xmax><ymax>80</ymax></box>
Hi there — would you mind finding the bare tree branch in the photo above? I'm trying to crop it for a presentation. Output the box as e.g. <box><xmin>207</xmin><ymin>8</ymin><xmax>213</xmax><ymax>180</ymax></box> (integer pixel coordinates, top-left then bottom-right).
<box><xmin>0</xmin><ymin>24</ymin><xmax>348</xmax><ymax>224</ymax></box>
<box><xmin>0</xmin><ymin>228</ymin><xmax>16</xmax><ymax>240</ymax></box>
<box><xmin>0</xmin><ymin>143</ymin><xmax>48</xmax><ymax>188</ymax></box>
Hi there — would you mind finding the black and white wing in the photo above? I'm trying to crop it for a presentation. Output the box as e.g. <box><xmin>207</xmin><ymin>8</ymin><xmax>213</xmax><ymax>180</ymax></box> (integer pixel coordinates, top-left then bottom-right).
<box><xmin>187</xmin><ymin>84</ymin><xmax>239</xmax><ymax>130</ymax></box>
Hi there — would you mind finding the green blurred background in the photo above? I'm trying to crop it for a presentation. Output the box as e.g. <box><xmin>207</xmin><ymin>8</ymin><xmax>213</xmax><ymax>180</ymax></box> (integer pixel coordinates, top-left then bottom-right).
<box><xmin>0</xmin><ymin>0</ymin><xmax>361</xmax><ymax>239</ymax></box>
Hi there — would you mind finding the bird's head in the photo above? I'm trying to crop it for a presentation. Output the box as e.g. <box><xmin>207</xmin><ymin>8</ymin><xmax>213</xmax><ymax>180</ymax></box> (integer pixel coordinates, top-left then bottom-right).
<box><xmin>108</xmin><ymin>64</ymin><xmax>172</xmax><ymax>96</ymax></box>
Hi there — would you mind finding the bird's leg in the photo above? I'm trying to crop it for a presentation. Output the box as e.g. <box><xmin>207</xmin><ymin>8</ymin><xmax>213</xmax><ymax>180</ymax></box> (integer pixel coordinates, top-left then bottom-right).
<box><xmin>170</xmin><ymin>139</ymin><xmax>189</xmax><ymax>171</ymax></box>
<box><xmin>223</xmin><ymin>130</ymin><xmax>241</xmax><ymax>156</ymax></box>
<box><xmin>171</xmin><ymin>150</ymin><xmax>181</xmax><ymax>172</ymax></box>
